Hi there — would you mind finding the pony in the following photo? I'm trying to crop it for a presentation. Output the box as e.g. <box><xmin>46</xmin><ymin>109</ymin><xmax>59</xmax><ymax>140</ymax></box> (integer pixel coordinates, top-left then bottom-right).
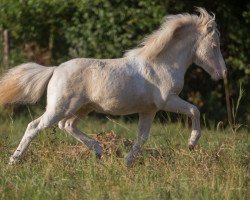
<box><xmin>0</xmin><ymin>8</ymin><xmax>227</xmax><ymax>166</ymax></box>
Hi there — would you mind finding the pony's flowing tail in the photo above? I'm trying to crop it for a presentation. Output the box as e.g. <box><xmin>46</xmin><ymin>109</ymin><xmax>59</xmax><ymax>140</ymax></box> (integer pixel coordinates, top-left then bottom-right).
<box><xmin>0</xmin><ymin>63</ymin><xmax>56</xmax><ymax>105</ymax></box>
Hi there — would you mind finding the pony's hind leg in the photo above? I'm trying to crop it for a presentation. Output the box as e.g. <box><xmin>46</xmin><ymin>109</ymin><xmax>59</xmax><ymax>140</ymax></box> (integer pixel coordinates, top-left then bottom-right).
<box><xmin>58</xmin><ymin>110</ymin><xmax>102</xmax><ymax>158</ymax></box>
<box><xmin>9</xmin><ymin>112</ymin><xmax>64</xmax><ymax>165</ymax></box>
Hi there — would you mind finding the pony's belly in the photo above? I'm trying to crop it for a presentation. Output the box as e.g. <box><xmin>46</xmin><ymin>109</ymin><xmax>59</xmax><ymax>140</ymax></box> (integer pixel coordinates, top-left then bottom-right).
<box><xmin>93</xmin><ymin>108</ymin><xmax>137</xmax><ymax>116</ymax></box>
<box><xmin>91</xmin><ymin>98</ymin><xmax>157</xmax><ymax>115</ymax></box>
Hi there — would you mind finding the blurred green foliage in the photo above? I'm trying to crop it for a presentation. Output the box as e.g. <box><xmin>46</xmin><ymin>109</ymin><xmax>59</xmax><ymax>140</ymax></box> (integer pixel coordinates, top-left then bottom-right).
<box><xmin>0</xmin><ymin>0</ymin><xmax>249</xmax><ymax>125</ymax></box>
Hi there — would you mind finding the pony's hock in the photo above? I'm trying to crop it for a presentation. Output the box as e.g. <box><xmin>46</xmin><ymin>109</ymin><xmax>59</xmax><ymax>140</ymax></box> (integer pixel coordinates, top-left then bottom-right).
<box><xmin>0</xmin><ymin>8</ymin><xmax>227</xmax><ymax>166</ymax></box>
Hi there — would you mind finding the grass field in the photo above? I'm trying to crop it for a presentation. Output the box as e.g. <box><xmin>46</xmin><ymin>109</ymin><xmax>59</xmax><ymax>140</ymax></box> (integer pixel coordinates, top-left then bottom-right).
<box><xmin>0</xmin><ymin>114</ymin><xmax>249</xmax><ymax>200</ymax></box>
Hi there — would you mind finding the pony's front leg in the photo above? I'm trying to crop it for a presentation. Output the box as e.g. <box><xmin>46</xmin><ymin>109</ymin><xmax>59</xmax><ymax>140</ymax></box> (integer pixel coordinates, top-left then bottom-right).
<box><xmin>125</xmin><ymin>112</ymin><xmax>155</xmax><ymax>166</ymax></box>
<box><xmin>164</xmin><ymin>95</ymin><xmax>201</xmax><ymax>149</ymax></box>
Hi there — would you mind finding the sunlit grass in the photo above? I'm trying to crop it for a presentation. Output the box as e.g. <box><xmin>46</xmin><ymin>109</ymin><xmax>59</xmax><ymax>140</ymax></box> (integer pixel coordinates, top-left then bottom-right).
<box><xmin>0</xmin><ymin>115</ymin><xmax>249</xmax><ymax>200</ymax></box>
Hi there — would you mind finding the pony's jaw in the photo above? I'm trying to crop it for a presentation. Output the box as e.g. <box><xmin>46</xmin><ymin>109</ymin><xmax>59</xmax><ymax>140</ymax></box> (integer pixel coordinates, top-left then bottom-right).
<box><xmin>198</xmin><ymin>64</ymin><xmax>224</xmax><ymax>81</ymax></box>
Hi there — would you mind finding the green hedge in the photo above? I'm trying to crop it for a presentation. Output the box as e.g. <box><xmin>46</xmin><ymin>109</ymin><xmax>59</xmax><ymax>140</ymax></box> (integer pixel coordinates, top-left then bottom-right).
<box><xmin>0</xmin><ymin>0</ymin><xmax>249</xmax><ymax>125</ymax></box>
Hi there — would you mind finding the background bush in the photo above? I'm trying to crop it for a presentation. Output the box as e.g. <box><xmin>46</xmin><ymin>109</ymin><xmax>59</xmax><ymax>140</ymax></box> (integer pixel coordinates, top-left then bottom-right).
<box><xmin>0</xmin><ymin>0</ymin><xmax>249</xmax><ymax>126</ymax></box>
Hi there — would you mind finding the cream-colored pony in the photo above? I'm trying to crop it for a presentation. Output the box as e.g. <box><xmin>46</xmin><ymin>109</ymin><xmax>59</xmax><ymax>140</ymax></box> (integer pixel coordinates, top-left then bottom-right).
<box><xmin>0</xmin><ymin>8</ymin><xmax>227</xmax><ymax>166</ymax></box>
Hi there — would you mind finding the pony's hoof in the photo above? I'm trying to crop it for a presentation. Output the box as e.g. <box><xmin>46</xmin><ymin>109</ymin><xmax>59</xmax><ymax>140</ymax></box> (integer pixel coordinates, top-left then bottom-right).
<box><xmin>95</xmin><ymin>152</ymin><xmax>102</xmax><ymax>159</ymax></box>
<box><xmin>188</xmin><ymin>144</ymin><xmax>195</xmax><ymax>151</ymax></box>
<box><xmin>93</xmin><ymin>142</ymin><xmax>102</xmax><ymax>159</ymax></box>
<box><xmin>125</xmin><ymin>152</ymin><xmax>135</xmax><ymax>167</ymax></box>
<box><xmin>8</xmin><ymin>156</ymin><xmax>19</xmax><ymax>165</ymax></box>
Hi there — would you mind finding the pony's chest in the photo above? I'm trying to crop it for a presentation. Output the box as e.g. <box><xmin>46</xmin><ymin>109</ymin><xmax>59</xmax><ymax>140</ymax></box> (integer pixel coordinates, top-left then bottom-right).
<box><xmin>160</xmin><ymin>72</ymin><xmax>184</xmax><ymax>96</ymax></box>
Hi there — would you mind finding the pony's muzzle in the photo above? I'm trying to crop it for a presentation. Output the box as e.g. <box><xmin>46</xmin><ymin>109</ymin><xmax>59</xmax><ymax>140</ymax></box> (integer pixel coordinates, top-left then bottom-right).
<box><xmin>213</xmin><ymin>68</ymin><xmax>227</xmax><ymax>80</ymax></box>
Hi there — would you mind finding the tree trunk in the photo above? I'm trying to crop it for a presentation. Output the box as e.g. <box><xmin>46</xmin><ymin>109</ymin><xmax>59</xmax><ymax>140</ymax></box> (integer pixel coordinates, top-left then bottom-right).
<box><xmin>3</xmin><ymin>30</ymin><xmax>9</xmax><ymax>67</ymax></box>
<box><xmin>223</xmin><ymin>76</ymin><xmax>233</xmax><ymax>126</ymax></box>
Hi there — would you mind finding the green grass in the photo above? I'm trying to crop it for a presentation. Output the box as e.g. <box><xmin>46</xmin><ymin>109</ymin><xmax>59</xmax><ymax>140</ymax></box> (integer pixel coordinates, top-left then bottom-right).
<box><xmin>0</xmin><ymin>115</ymin><xmax>249</xmax><ymax>200</ymax></box>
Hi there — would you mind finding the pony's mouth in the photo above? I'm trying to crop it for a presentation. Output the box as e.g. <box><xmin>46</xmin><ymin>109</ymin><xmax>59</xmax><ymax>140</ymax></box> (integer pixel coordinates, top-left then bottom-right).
<box><xmin>212</xmin><ymin>70</ymin><xmax>223</xmax><ymax>81</ymax></box>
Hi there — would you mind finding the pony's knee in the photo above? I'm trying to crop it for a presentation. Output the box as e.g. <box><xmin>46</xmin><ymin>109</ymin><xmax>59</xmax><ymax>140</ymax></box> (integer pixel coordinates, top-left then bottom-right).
<box><xmin>189</xmin><ymin>106</ymin><xmax>200</xmax><ymax>118</ymax></box>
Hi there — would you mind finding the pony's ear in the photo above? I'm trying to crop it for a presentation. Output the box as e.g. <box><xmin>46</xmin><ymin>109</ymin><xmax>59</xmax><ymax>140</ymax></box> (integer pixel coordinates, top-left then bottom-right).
<box><xmin>199</xmin><ymin>20</ymin><xmax>215</xmax><ymax>34</ymax></box>
<box><xmin>206</xmin><ymin>13</ymin><xmax>216</xmax><ymax>33</ymax></box>
<box><xmin>207</xmin><ymin>24</ymin><xmax>214</xmax><ymax>33</ymax></box>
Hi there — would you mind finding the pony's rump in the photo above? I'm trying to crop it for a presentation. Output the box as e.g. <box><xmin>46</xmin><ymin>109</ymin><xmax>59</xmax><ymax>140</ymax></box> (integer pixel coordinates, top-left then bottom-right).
<box><xmin>0</xmin><ymin>63</ymin><xmax>55</xmax><ymax>105</ymax></box>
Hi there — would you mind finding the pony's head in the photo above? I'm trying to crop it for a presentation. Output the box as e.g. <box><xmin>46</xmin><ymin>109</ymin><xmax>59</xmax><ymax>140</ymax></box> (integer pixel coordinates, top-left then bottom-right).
<box><xmin>193</xmin><ymin>8</ymin><xmax>227</xmax><ymax>80</ymax></box>
<box><xmin>125</xmin><ymin>8</ymin><xmax>227</xmax><ymax>80</ymax></box>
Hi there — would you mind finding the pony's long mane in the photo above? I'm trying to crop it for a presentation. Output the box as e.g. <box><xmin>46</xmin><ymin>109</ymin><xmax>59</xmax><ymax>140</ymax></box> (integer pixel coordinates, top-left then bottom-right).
<box><xmin>124</xmin><ymin>7</ymin><xmax>217</xmax><ymax>61</ymax></box>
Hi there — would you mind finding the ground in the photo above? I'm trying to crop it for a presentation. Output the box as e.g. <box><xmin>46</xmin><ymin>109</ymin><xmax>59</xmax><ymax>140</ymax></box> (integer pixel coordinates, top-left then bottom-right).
<box><xmin>0</xmin><ymin>114</ymin><xmax>249</xmax><ymax>200</ymax></box>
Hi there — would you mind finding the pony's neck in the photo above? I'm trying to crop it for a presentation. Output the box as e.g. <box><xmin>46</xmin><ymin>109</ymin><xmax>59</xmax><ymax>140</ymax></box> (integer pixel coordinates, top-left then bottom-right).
<box><xmin>155</xmin><ymin>28</ymin><xmax>198</xmax><ymax>74</ymax></box>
